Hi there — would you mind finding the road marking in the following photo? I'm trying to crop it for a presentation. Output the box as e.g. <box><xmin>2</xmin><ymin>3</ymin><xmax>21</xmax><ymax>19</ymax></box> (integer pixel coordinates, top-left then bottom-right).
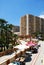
<box><xmin>30</xmin><ymin>48</ymin><xmax>41</xmax><ymax>65</ymax></box>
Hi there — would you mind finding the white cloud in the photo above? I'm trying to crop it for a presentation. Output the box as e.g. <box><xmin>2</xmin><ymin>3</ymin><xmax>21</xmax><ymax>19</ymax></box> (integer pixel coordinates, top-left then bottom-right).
<box><xmin>39</xmin><ymin>12</ymin><xmax>44</xmax><ymax>19</ymax></box>
<box><xmin>39</xmin><ymin>15</ymin><xmax>44</xmax><ymax>19</ymax></box>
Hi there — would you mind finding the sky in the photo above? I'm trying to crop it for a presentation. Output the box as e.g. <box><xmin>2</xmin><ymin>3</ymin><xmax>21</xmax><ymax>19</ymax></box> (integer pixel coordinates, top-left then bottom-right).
<box><xmin>0</xmin><ymin>0</ymin><xmax>44</xmax><ymax>26</ymax></box>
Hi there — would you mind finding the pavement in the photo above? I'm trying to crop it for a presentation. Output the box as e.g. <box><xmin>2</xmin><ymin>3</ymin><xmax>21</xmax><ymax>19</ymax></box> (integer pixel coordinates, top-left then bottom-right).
<box><xmin>25</xmin><ymin>41</ymin><xmax>44</xmax><ymax>65</ymax></box>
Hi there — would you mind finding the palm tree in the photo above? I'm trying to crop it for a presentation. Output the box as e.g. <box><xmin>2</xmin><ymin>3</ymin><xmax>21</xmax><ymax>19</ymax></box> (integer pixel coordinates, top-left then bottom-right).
<box><xmin>0</xmin><ymin>19</ymin><xmax>18</xmax><ymax>51</ymax></box>
<box><xmin>5</xmin><ymin>24</ymin><xmax>13</xmax><ymax>49</ymax></box>
<box><xmin>0</xmin><ymin>19</ymin><xmax>7</xmax><ymax>51</ymax></box>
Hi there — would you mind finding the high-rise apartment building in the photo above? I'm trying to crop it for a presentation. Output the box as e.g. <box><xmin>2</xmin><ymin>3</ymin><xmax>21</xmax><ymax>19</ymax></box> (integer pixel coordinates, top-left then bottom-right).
<box><xmin>20</xmin><ymin>14</ymin><xmax>44</xmax><ymax>35</ymax></box>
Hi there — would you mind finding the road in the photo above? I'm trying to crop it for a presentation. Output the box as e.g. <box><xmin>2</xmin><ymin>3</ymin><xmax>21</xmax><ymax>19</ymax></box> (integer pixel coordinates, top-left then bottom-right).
<box><xmin>26</xmin><ymin>41</ymin><xmax>44</xmax><ymax>65</ymax></box>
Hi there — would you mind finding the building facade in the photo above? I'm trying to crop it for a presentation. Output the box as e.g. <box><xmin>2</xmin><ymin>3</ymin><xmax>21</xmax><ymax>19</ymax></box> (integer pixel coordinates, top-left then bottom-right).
<box><xmin>20</xmin><ymin>14</ymin><xmax>44</xmax><ymax>35</ymax></box>
<box><xmin>12</xmin><ymin>25</ymin><xmax>20</xmax><ymax>33</ymax></box>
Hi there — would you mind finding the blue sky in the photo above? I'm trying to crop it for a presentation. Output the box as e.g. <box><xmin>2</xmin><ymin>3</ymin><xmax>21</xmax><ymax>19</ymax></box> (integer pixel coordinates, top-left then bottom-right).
<box><xmin>0</xmin><ymin>0</ymin><xmax>44</xmax><ymax>26</ymax></box>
